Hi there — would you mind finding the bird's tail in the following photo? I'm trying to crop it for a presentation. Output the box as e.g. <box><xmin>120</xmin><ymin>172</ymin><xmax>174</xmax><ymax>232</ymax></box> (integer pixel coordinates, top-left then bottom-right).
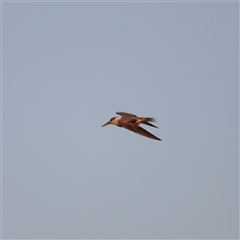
<box><xmin>140</xmin><ymin>118</ymin><xmax>158</xmax><ymax>128</ymax></box>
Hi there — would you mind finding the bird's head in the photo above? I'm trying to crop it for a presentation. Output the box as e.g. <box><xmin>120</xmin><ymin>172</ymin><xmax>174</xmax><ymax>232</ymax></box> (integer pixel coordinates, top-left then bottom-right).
<box><xmin>101</xmin><ymin>117</ymin><xmax>118</xmax><ymax>127</ymax></box>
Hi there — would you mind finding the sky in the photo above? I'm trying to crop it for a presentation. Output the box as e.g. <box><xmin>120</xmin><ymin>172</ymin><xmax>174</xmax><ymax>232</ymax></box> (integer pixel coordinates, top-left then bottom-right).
<box><xmin>2</xmin><ymin>1</ymin><xmax>239</xmax><ymax>239</ymax></box>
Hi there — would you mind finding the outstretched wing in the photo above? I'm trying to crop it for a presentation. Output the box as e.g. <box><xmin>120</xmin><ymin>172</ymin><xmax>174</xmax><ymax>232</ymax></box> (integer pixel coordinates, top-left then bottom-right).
<box><xmin>116</xmin><ymin>112</ymin><xmax>137</xmax><ymax>123</ymax></box>
<box><xmin>116</xmin><ymin>111</ymin><xmax>137</xmax><ymax>118</ymax></box>
<box><xmin>122</xmin><ymin>123</ymin><xmax>161</xmax><ymax>141</ymax></box>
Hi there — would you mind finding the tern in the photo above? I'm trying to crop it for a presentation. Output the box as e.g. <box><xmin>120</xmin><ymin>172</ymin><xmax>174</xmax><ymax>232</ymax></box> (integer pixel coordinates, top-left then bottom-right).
<box><xmin>101</xmin><ymin>111</ymin><xmax>162</xmax><ymax>141</ymax></box>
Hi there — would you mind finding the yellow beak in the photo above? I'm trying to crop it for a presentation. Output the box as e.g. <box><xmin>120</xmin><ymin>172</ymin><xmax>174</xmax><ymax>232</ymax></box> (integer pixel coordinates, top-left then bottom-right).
<box><xmin>101</xmin><ymin>121</ymin><xmax>111</xmax><ymax>127</ymax></box>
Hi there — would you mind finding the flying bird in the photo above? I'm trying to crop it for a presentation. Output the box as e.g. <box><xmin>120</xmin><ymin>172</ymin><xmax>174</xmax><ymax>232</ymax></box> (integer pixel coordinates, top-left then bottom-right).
<box><xmin>101</xmin><ymin>111</ymin><xmax>162</xmax><ymax>141</ymax></box>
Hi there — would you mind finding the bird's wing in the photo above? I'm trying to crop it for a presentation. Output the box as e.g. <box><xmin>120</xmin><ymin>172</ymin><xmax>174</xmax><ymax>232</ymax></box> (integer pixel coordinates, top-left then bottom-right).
<box><xmin>116</xmin><ymin>112</ymin><xmax>137</xmax><ymax>117</ymax></box>
<box><xmin>122</xmin><ymin>123</ymin><xmax>161</xmax><ymax>141</ymax></box>
<box><xmin>116</xmin><ymin>112</ymin><xmax>137</xmax><ymax>121</ymax></box>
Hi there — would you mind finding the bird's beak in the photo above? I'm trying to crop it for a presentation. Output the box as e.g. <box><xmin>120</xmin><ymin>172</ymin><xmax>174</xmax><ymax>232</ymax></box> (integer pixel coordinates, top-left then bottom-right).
<box><xmin>101</xmin><ymin>121</ymin><xmax>111</xmax><ymax>127</ymax></box>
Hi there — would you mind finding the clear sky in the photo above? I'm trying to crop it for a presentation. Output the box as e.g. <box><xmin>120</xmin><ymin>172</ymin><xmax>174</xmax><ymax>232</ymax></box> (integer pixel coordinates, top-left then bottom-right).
<box><xmin>2</xmin><ymin>1</ymin><xmax>239</xmax><ymax>239</ymax></box>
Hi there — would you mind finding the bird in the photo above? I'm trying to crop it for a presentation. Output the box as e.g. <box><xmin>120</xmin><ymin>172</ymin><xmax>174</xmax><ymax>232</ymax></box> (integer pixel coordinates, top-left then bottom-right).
<box><xmin>101</xmin><ymin>111</ymin><xmax>162</xmax><ymax>141</ymax></box>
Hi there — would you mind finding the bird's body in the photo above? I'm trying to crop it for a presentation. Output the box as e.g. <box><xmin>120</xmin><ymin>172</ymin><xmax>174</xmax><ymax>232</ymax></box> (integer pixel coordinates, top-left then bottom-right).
<box><xmin>102</xmin><ymin>112</ymin><xmax>162</xmax><ymax>141</ymax></box>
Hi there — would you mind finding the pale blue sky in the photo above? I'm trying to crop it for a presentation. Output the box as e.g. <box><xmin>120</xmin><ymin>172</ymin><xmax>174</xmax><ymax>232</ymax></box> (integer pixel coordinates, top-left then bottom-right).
<box><xmin>2</xmin><ymin>1</ymin><xmax>239</xmax><ymax>239</ymax></box>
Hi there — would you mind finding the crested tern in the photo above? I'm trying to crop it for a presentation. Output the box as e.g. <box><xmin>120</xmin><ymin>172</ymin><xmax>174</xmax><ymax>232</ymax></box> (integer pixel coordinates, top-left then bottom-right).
<box><xmin>101</xmin><ymin>111</ymin><xmax>162</xmax><ymax>141</ymax></box>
